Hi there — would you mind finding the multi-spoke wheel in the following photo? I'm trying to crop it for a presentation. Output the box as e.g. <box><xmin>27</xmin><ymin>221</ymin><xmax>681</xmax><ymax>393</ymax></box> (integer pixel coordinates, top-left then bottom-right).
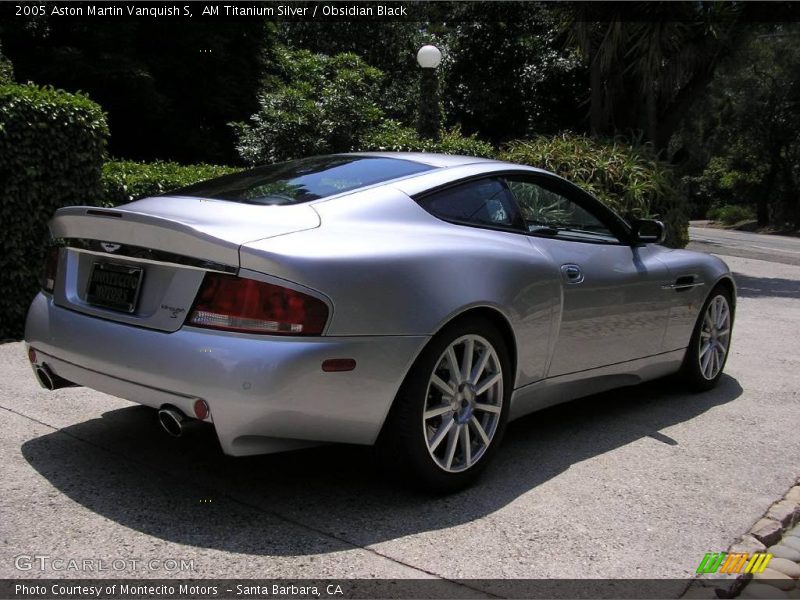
<box><xmin>380</xmin><ymin>317</ymin><xmax>511</xmax><ymax>492</ymax></box>
<box><xmin>423</xmin><ymin>334</ymin><xmax>503</xmax><ymax>473</ymax></box>
<box><xmin>682</xmin><ymin>286</ymin><xmax>734</xmax><ymax>391</ymax></box>
<box><xmin>698</xmin><ymin>295</ymin><xmax>731</xmax><ymax>381</ymax></box>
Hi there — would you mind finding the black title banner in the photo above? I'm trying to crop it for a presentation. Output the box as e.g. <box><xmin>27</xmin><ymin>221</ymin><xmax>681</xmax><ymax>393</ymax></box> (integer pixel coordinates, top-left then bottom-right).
<box><xmin>0</xmin><ymin>578</ymin><xmax>741</xmax><ymax>599</ymax></box>
<box><xmin>6</xmin><ymin>1</ymin><xmax>800</xmax><ymax>23</ymax></box>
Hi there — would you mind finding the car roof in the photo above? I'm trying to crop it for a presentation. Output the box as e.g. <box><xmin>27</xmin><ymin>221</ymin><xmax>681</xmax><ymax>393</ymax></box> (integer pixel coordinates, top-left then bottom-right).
<box><xmin>345</xmin><ymin>151</ymin><xmax>504</xmax><ymax>168</ymax></box>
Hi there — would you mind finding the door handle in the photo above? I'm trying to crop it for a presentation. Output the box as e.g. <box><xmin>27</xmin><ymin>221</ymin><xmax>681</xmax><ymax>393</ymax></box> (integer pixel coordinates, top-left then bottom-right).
<box><xmin>561</xmin><ymin>264</ymin><xmax>584</xmax><ymax>284</ymax></box>
<box><xmin>661</xmin><ymin>275</ymin><xmax>705</xmax><ymax>292</ymax></box>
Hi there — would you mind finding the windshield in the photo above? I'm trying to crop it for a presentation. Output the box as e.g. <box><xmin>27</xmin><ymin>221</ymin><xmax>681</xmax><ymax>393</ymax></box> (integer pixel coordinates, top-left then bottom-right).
<box><xmin>174</xmin><ymin>155</ymin><xmax>434</xmax><ymax>205</ymax></box>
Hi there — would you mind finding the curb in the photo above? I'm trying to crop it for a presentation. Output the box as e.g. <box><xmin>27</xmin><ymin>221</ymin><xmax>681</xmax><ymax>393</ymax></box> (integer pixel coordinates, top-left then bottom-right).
<box><xmin>682</xmin><ymin>477</ymin><xmax>800</xmax><ymax>599</ymax></box>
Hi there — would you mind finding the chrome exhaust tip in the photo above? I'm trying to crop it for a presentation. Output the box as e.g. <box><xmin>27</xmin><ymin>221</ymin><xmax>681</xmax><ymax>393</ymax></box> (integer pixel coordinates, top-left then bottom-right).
<box><xmin>158</xmin><ymin>408</ymin><xmax>185</xmax><ymax>437</ymax></box>
<box><xmin>158</xmin><ymin>407</ymin><xmax>201</xmax><ymax>438</ymax></box>
<box><xmin>34</xmin><ymin>364</ymin><xmax>77</xmax><ymax>391</ymax></box>
<box><xmin>35</xmin><ymin>366</ymin><xmax>55</xmax><ymax>391</ymax></box>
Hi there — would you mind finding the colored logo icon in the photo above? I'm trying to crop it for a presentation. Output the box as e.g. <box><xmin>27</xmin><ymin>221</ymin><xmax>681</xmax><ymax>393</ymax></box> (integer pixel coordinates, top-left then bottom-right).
<box><xmin>696</xmin><ymin>552</ymin><xmax>773</xmax><ymax>574</ymax></box>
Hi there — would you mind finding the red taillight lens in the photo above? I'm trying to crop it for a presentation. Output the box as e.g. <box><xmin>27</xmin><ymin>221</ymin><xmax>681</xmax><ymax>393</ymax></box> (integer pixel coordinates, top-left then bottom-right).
<box><xmin>193</xmin><ymin>399</ymin><xmax>210</xmax><ymax>420</ymax></box>
<box><xmin>42</xmin><ymin>246</ymin><xmax>60</xmax><ymax>293</ymax></box>
<box><xmin>188</xmin><ymin>273</ymin><xmax>328</xmax><ymax>336</ymax></box>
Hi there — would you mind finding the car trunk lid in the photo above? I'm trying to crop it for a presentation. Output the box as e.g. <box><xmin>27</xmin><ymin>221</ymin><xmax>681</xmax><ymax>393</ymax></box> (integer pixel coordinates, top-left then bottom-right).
<box><xmin>48</xmin><ymin>196</ymin><xmax>320</xmax><ymax>332</ymax></box>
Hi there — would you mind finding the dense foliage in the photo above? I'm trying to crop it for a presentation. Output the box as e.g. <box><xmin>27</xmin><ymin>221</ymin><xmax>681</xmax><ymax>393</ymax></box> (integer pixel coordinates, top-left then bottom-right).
<box><xmin>234</xmin><ymin>48</ymin><xmax>384</xmax><ymax>164</ymax></box>
<box><xmin>360</xmin><ymin>121</ymin><xmax>495</xmax><ymax>157</ymax></box>
<box><xmin>277</xmin><ymin>21</ymin><xmax>423</xmax><ymax>124</ymax></box>
<box><xmin>501</xmin><ymin>134</ymin><xmax>689</xmax><ymax>248</ymax></box>
<box><xmin>0</xmin><ymin>41</ymin><xmax>12</xmax><ymax>83</ymax></box>
<box><xmin>2</xmin><ymin>17</ymin><xmax>272</xmax><ymax>164</ymax></box>
<box><xmin>707</xmin><ymin>204</ymin><xmax>755</xmax><ymax>226</ymax></box>
<box><xmin>441</xmin><ymin>3</ymin><xmax>585</xmax><ymax>143</ymax></box>
<box><xmin>0</xmin><ymin>84</ymin><xmax>108</xmax><ymax>339</ymax></box>
<box><xmin>677</xmin><ymin>25</ymin><xmax>800</xmax><ymax>229</ymax></box>
<box><xmin>99</xmin><ymin>161</ymin><xmax>239</xmax><ymax>206</ymax></box>
<box><xmin>565</xmin><ymin>3</ymin><xmax>752</xmax><ymax>150</ymax></box>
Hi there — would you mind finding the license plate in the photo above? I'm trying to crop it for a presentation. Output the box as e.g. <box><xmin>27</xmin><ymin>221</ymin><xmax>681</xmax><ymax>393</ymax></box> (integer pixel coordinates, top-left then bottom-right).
<box><xmin>86</xmin><ymin>261</ymin><xmax>144</xmax><ymax>313</ymax></box>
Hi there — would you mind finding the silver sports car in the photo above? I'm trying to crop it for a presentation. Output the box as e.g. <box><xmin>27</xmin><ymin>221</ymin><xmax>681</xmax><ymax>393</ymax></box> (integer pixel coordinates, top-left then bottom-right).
<box><xmin>25</xmin><ymin>152</ymin><xmax>735</xmax><ymax>491</ymax></box>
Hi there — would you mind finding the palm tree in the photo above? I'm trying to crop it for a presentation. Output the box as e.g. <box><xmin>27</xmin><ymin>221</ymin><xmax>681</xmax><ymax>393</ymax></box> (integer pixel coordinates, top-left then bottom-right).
<box><xmin>563</xmin><ymin>2</ymin><xmax>751</xmax><ymax>154</ymax></box>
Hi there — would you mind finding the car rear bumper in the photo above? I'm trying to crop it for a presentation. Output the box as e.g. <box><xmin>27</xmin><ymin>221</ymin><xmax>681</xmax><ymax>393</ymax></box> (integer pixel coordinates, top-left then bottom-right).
<box><xmin>25</xmin><ymin>292</ymin><xmax>429</xmax><ymax>455</ymax></box>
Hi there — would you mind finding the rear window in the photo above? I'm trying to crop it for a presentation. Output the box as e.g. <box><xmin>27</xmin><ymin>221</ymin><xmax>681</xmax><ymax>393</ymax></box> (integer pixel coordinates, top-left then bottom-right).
<box><xmin>174</xmin><ymin>155</ymin><xmax>434</xmax><ymax>205</ymax></box>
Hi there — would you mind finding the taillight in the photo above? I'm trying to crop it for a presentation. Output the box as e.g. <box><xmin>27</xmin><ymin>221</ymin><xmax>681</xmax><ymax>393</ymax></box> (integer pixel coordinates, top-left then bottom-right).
<box><xmin>188</xmin><ymin>273</ymin><xmax>328</xmax><ymax>336</ymax></box>
<box><xmin>42</xmin><ymin>246</ymin><xmax>60</xmax><ymax>293</ymax></box>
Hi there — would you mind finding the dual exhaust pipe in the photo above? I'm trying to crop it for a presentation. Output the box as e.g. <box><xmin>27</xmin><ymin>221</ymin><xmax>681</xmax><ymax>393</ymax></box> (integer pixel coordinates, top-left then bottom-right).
<box><xmin>32</xmin><ymin>355</ymin><xmax>202</xmax><ymax>439</ymax></box>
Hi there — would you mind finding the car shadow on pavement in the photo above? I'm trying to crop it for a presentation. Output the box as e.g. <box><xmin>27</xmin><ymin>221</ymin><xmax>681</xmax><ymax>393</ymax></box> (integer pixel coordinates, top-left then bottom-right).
<box><xmin>21</xmin><ymin>374</ymin><xmax>742</xmax><ymax>557</ymax></box>
<box><xmin>733</xmin><ymin>272</ymin><xmax>800</xmax><ymax>299</ymax></box>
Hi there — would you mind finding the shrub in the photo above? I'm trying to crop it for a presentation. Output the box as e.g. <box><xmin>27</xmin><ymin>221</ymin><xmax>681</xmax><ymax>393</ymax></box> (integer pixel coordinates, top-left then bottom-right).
<box><xmin>500</xmin><ymin>133</ymin><xmax>689</xmax><ymax>248</ymax></box>
<box><xmin>99</xmin><ymin>160</ymin><xmax>239</xmax><ymax>206</ymax></box>
<box><xmin>234</xmin><ymin>48</ymin><xmax>384</xmax><ymax>164</ymax></box>
<box><xmin>707</xmin><ymin>204</ymin><xmax>755</xmax><ymax>225</ymax></box>
<box><xmin>0</xmin><ymin>41</ymin><xmax>13</xmax><ymax>84</ymax></box>
<box><xmin>360</xmin><ymin>120</ymin><xmax>496</xmax><ymax>158</ymax></box>
<box><xmin>0</xmin><ymin>84</ymin><xmax>108</xmax><ymax>339</ymax></box>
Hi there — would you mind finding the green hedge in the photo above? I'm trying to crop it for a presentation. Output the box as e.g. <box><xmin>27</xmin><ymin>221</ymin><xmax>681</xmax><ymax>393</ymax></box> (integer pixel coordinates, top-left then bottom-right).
<box><xmin>501</xmin><ymin>134</ymin><xmax>689</xmax><ymax>248</ymax></box>
<box><xmin>707</xmin><ymin>204</ymin><xmax>755</xmax><ymax>225</ymax></box>
<box><xmin>99</xmin><ymin>161</ymin><xmax>239</xmax><ymax>206</ymax></box>
<box><xmin>360</xmin><ymin>120</ymin><xmax>495</xmax><ymax>158</ymax></box>
<box><xmin>0</xmin><ymin>84</ymin><xmax>108</xmax><ymax>339</ymax></box>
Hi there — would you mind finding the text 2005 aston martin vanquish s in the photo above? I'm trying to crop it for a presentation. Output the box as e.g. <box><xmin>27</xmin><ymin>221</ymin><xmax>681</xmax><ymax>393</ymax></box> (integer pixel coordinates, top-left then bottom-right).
<box><xmin>25</xmin><ymin>153</ymin><xmax>735</xmax><ymax>491</ymax></box>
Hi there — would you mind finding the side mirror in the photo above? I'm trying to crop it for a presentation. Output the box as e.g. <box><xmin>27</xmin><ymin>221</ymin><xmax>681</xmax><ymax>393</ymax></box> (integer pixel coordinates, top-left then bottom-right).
<box><xmin>631</xmin><ymin>219</ymin><xmax>666</xmax><ymax>245</ymax></box>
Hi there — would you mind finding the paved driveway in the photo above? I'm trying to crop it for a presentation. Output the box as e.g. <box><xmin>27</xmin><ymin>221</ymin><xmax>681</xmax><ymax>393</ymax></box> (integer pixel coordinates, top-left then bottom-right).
<box><xmin>1</xmin><ymin>247</ymin><xmax>798</xmax><ymax>592</ymax></box>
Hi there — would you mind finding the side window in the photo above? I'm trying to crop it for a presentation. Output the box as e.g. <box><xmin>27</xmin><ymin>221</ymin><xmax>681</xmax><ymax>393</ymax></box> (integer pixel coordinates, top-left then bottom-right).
<box><xmin>505</xmin><ymin>178</ymin><xmax>621</xmax><ymax>244</ymax></box>
<box><xmin>420</xmin><ymin>178</ymin><xmax>522</xmax><ymax>230</ymax></box>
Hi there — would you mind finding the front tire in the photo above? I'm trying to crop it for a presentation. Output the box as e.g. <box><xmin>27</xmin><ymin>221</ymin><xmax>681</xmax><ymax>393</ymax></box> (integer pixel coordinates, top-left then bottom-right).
<box><xmin>681</xmin><ymin>285</ymin><xmax>734</xmax><ymax>391</ymax></box>
<box><xmin>380</xmin><ymin>317</ymin><xmax>512</xmax><ymax>493</ymax></box>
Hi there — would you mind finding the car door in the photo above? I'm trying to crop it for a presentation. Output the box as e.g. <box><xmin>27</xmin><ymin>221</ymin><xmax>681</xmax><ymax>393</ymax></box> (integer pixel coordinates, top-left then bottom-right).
<box><xmin>503</xmin><ymin>174</ymin><xmax>672</xmax><ymax>377</ymax></box>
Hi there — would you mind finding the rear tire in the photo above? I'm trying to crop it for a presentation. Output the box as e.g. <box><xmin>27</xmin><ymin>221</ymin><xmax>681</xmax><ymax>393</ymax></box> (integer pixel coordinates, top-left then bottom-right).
<box><xmin>379</xmin><ymin>317</ymin><xmax>512</xmax><ymax>493</ymax></box>
<box><xmin>681</xmin><ymin>285</ymin><xmax>734</xmax><ymax>392</ymax></box>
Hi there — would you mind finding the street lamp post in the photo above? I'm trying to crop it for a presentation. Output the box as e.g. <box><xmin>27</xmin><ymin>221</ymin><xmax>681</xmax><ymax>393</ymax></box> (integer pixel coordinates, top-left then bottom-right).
<box><xmin>416</xmin><ymin>44</ymin><xmax>442</xmax><ymax>141</ymax></box>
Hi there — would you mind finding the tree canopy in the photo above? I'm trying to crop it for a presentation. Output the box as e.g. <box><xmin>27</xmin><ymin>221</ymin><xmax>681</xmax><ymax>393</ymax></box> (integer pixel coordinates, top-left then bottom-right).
<box><xmin>1</xmin><ymin>2</ymin><xmax>798</xmax><ymax>230</ymax></box>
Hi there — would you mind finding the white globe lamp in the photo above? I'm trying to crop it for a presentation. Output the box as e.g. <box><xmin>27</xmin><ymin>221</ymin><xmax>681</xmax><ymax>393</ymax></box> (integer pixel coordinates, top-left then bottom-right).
<box><xmin>416</xmin><ymin>45</ymin><xmax>442</xmax><ymax>69</ymax></box>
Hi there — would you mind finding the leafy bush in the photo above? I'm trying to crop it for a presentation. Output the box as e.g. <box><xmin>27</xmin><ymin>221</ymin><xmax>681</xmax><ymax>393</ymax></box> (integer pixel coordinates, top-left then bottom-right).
<box><xmin>500</xmin><ymin>133</ymin><xmax>689</xmax><ymax>247</ymax></box>
<box><xmin>234</xmin><ymin>48</ymin><xmax>384</xmax><ymax>165</ymax></box>
<box><xmin>0</xmin><ymin>41</ymin><xmax>13</xmax><ymax>84</ymax></box>
<box><xmin>0</xmin><ymin>84</ymin><xmax>108</xmax><ymax>339</ymax></box>
<box><xmin>100</xmin><ymin>161</ymin><xmax>239</xmax><ymax>206</ymax></box>
<box><xmin>360</xmin><ymin>120</ymin><xmax>495</xmax><ymax>157</ymax></box>
<box><xmin>707</xmin><ymin>204</ymin><xmax>756</xmax><ymax>225</ymax></box>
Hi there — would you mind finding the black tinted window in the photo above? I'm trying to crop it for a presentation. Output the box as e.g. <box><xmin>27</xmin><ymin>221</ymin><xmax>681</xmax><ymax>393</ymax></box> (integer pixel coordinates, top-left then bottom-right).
<box><xmin>175</xmin><ymin>156</ymin><xmax>433</xmax><ymax>205</ymax></box>
<box><xmin>421</xmin><ymin>179</ymin><xmax>522</xmax><ymax>229</ymax></box>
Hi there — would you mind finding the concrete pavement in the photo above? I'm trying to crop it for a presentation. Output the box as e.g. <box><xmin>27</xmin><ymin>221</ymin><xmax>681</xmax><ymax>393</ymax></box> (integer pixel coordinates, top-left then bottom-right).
<box><xmin>0</xmin><ymin>247</ymin><xmax>798</xmax><ymax>591</ymax></box>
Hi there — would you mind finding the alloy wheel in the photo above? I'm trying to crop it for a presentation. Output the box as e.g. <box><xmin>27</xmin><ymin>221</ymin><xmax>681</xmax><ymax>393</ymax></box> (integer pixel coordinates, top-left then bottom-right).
<box><xmin>422</xmin><ymin>334</ymin><xmax>504</xmax><ymax>473</ymax></box>
<box><xmin>698</xmin><ymin>294</ymin><xmax>732</xmax><ymax>380</ymax></box>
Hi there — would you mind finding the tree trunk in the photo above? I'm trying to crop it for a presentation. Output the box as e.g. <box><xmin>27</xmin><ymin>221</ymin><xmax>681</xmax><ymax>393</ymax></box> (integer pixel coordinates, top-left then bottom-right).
<box><xmin>589</xmin><ymin>56</ymin><xmax>605</xmax><ymax>135</ymax></box>
<box><xmin>646</xmin><ymin>86</ymin><xmax>658</xmax><ymax>146</ymax></box>
<box><xmin>779</xmin><ymin>155</ymin><xmax>800</xmax><ymax>230</ymax></box>
<box><xmin>759</xmin><ymin>150</ymin><xmax>781</xmax><ymax>227</ymax></box>
<box><xmin>655</xmin><ymin>64</ymin><xmax>717</xmax><ymax>152</ymax></box>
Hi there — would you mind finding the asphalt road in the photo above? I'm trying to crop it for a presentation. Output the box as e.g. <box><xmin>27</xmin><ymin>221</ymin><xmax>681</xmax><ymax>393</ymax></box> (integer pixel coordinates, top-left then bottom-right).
<box><xmin>688</xmin><ymin>224</ymin><xmax>800</xmax><ymax>266</ymax></box>
<box><xmin>1</xmin><ymin>233</ymin><xmax>799</xmax><ymax>593</ymax></box>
